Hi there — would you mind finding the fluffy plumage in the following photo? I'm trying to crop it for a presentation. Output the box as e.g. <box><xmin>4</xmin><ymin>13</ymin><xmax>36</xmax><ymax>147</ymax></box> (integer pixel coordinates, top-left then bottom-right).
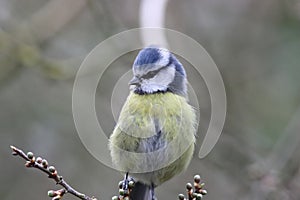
<box><xmin>109</xmin><ymin>47</ymin><xmax>196</xmax><ymax>200</ymax></box>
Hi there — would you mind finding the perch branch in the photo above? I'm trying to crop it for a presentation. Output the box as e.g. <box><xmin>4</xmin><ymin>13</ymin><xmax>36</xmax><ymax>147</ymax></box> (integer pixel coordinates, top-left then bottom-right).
<box><xmin>10</xmin><ymin>145</ymin><xmax>97</xmax><ymax>200</ymax></box>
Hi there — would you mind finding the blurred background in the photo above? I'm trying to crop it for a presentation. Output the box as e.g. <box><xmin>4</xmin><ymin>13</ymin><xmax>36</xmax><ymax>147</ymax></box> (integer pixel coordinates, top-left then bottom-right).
<box><xmin>1</xmin><ymin>0</ymin><xmax>300</xmax><ymax>199</ymax></box>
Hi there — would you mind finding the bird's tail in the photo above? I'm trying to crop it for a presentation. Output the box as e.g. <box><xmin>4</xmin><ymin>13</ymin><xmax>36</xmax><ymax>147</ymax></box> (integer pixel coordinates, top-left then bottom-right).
<box><xmin>130</xmin><ymin>182</ymin><xmax>155</xmax><ymax>200</ymax></box>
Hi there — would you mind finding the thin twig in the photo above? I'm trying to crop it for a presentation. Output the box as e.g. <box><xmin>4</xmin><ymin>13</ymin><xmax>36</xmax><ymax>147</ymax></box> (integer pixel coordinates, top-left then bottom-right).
<box><xmin>10</xmin><ymin>145</ymin><xmax>97</xmax><ymax>200</ymax></box>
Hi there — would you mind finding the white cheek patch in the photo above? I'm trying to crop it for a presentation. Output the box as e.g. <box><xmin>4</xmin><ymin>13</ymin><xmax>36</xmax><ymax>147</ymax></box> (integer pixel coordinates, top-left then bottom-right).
<box><xmin>152</xmin><ymin>67</ymin><xmax>175</xmax><ymax>86</ymax></box>
<box><xmin>140</xmin><ymin>66</ymin><xmax>175</xmax><ymax>93</ymax></box>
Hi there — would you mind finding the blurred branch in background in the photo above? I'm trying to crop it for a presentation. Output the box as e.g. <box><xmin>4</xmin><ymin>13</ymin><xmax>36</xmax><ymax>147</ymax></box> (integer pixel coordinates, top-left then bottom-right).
<box><xmin>26</xmin><ymin>0</ymin><xmax>87</xmax><ymax>42</ymax></box>
<box><xmin>267</xmin><ymin>106</ymin><xmax>300</xmax><ymax>175</ymax></box>
<box><xmin>0</xmin><ymin>0</ymin><xmax>87</xmax><ymax>84</ymax></box>
<box><xmin>0</xmin><ymin>29</ymin><xmax>66</xmax><ymax>83</ymax></box>
<box><xmin>248</xmin><ymin>105</ymin><xmax>300</xmax><ymax>200</ymax></box>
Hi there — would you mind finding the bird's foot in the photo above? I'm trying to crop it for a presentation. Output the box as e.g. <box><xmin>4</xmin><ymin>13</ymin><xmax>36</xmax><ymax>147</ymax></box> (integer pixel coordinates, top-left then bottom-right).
<box><xmin>151</xmin><ymin>196</ymin><xmax>157</xmax><ymax>200</ymax></box>
<box><xmin>112</xmin><ymin>174</ymin><xmax>135</xmax><ymax>200</ymax></box>
<box><xmin>121</xmin><ymin>173</ymin><xmax>135</xmax><ymax>190</ymax></box>
<box><xmin>151</xmin><ymin>184</ymin><xmax>157</xmax><ymax>200</ymax></box>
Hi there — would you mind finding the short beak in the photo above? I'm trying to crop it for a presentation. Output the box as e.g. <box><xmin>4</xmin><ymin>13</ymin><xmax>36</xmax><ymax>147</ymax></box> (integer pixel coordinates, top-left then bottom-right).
<box><xmin>129</xmin><ymin>76</ymin><xmax>140</xmax><ymax>86</ymax></box>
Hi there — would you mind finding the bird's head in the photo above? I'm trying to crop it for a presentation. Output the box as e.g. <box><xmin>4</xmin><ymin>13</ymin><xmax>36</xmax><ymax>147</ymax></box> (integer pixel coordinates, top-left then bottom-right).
<box><xmin>129</xmin><ymin>47</ymin><xmax>187</xmax><ymax>97</ymax></box>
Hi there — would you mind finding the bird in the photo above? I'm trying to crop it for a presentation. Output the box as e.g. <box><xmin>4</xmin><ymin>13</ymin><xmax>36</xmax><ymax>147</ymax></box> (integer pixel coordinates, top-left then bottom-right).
<box><xmin>109</xmin><ymin>46</ymin><xmax>197</xmax><ymax>200</ymax></box>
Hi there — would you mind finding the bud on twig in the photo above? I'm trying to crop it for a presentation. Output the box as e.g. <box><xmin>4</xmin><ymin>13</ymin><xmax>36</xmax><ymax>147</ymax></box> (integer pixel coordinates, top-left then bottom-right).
<box><xmin>10</xmin><ymin>145</ymin><xmax>98</xmax><ymax>200</ymax></box>
<box><xmin>178</xmin><ymin>175</ymin><xmax>207</xmax><ymax>200</ymax></box>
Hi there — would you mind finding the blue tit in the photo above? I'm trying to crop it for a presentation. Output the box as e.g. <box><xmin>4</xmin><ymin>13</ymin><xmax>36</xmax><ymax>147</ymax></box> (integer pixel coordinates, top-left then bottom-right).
<box><xmin>109</xmin><ymin>47</ymin><xmax>196</xmax><ymax>200</ymax></box>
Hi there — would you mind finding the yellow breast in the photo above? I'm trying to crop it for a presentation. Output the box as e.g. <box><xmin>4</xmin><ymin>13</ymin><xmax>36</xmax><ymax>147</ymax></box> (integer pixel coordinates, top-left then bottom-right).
<box><xmin>116</xmin><ymin>92</ymin><xmax>196</xmax><ymax>141</ymax></box>
<box><xmin>109</xmin><ymin>92</ymin><xmax>196</xmax><ymax>178</ymax></box>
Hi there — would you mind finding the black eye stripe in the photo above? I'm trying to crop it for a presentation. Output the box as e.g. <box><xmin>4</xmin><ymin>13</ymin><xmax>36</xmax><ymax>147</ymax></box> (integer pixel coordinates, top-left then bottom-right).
<box><xmin>141</xmin><ymin>72</ymin><xmax>156</xmax><ymax>79</ymax></box>
<box><xmin>141</xmin><ymin>66</ymin><xmax>168</xmax><ymax>79</ymax></box>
